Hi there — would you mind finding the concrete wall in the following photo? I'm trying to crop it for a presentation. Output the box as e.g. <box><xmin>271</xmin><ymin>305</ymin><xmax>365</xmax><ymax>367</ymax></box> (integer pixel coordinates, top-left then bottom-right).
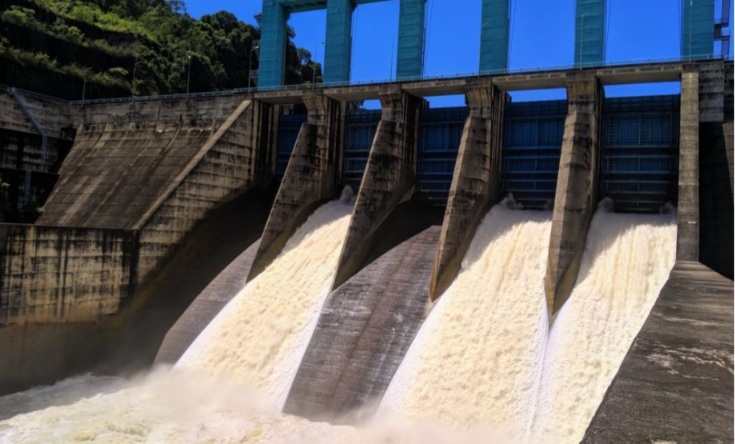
<box><xmin>135</xmin><ymin>99</ymin><xmax>266</xmax><ymax>283</ymax></box>
<box><xmin>285</xmin><ymin>227</ymin><xmax>438</xmax><ymax>423</ymax></box>
<box><xmin>332</xmin><ymin>86</ymin><xmax>424</xmax><ymax>288</ymax></box>
<box><xmin>0</xmin><ymin>224</ymin><xmax>137</xmax><ymax>324</ymax></box>
<box><xmin>545</xmin><ymin>73</ymin><xmax>603</xmax><ymax>314</ymax></box>
<box><xmin>430</xmin><ymin>82</ymin><xmax>505</xmax><ymax>300</ymax></box>
<box><xmin>583</xmin><ymin>262</ymin><xmax>733</xmax><ymax>443</ymax></box>
<box><xmin>0</xmin><ymin>89</ymin><xmax>73</xmax><ymax>138</ymax></box>
<box><xmin>249</xmin><ymin>92</ymin><xmax>344</xmax><ymax>280</ymax></box>
<box><xmin>155</xmin><ymin>239</ymin><xmax>260</xmax><ymax>364</ymax></box>
<box><xmin>69</xmin><ymin>95</ymin><xmax>244</xmax><ymax>126</ymax></box>
<box><xmin>677</xmin><ymin>68</ymin><xmax>700</xmax><ymax>261</ymax></box>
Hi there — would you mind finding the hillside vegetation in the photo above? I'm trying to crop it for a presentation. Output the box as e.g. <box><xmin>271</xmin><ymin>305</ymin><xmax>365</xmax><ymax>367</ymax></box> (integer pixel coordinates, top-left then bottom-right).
<box><xmin>0</xmin><ymin>0</ymin><xmax>321</xmax><ymax>98</ymax></box>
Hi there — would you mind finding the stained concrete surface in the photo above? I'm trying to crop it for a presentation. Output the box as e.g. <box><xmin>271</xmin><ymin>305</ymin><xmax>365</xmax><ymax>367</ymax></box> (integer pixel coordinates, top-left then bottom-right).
<box><xmin>584</xmin><ymin>261</ymin><xmax>733</xmax><ymax>443</ymax></box>
<box><xmin>155</xmin><ymin>238</ymin><xmax>261</xmax><ymax>365</ymax></box>
<box><xmin>284</xmin><ymin>226</ymin><xmax>438</xmax><ymax>423</ymax></box>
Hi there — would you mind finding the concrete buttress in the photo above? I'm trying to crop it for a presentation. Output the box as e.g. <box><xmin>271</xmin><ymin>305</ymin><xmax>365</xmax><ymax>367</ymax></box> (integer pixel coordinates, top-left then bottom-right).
<box><xmin>677</xmin><ymin>67</ymin><xmax>700</xmax><ymax>261</ymax></box>
<box><xmin>545</xmin><ymin>73</ymin><xmax>603</xmax><ymax>314</ymax></box>
<box><xmin>248</xmin><ymin>92</ymin><xmax>344</xmax><ymax>280</ymax></box>
<box><xmin>332</xmin><ymin>85</ymin><xmax>423</xmax><ymax>289</ymax></box>
<box><xmin>429</xmin><ymin>82</ymin><xmax>505</xmax><ymax>300</ymax></box>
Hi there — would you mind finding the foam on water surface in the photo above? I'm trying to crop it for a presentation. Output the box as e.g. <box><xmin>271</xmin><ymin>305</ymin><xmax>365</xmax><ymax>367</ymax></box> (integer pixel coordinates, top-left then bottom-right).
<box><xmin>177</xmin><ymin>200</ymin><xmax>354</xmax><ymax>408</ymax></box>
<box><xmin>0</xmin><ymin>200</ymin><xmax>676</xmax><ymax>444</ymax></box>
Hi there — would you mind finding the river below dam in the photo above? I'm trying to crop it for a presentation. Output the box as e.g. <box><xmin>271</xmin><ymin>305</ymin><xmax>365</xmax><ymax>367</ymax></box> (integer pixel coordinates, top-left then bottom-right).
<box><xmin>0</xmin><ymin>197</ymin><xmax>676</xmax><ymax>443</ymax></box>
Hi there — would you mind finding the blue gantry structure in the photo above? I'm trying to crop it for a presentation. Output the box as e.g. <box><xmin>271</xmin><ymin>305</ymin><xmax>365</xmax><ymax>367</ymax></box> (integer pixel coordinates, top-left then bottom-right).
<box><xmin>258</xmin><ymin>0</ymin><xmax>729</xmax><ymax>88</ymax></box>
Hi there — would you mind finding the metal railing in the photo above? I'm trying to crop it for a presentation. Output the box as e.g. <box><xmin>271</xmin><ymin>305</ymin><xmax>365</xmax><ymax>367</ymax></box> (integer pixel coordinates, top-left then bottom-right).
<box><xmin>2</xmin><ymin>55</ymin><xmax>732</xmax><ymax>106</ymax></box>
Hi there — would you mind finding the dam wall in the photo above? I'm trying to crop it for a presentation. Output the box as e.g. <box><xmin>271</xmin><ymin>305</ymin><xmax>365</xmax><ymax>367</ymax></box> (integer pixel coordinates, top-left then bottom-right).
<box><xmin>0</xmin><ymin>224</ymin><xmax>137</xmax><ymax>324</ymax></box>
<box><xmin>0</xmin><ymin>59</ymin><xmax>730</xmax><ymax>397</ymax></box>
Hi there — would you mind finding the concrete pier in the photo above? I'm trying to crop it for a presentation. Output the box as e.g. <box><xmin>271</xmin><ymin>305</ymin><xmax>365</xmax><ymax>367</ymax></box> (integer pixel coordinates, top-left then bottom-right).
<box><xmin>332</xmin><ymin>86</ymin><xmax>423</xmax><ymax>289</ymax></box>
<box><xmin>677</xmin><ymin>68</ymin><xmax>700</xmax><ymax>261</ymax></box>
<box><xmin>248</xmin><ymin>92</ymin><xmax>344</xmax><ymax>280</ymax></box>
<box><xmin>430</xmin><ymin>82</ymin><xmax>505</xmax><ymax>300</ymax></box>
<box><xmin>284</xmin><ymin>227</ymin><xmax>437</xmax><ymax>422</ymax></box>
<box><xmin>545</xmin><ymin>73</ymin><xmax>603</xmax><ymax>314</ymax></box>
<box><xmin>583</xmin><ymin>261</ymin><xmax>733</xmax><ymax>443</ymax></box>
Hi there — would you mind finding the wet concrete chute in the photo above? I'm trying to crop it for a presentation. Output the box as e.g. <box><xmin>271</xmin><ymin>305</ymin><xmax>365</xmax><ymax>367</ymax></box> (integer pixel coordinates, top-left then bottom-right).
<box><xmin>0</xmin><ymin>0</ymin><xmax>732</xmax><ymax>440</ymax></box>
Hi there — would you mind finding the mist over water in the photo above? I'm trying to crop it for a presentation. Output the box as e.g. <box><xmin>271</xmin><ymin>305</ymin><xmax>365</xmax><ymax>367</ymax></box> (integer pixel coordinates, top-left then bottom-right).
<box><xmin>0</xmin><ymin>197</ymin><xmax>676</xmax><ymax>443</ymax></box>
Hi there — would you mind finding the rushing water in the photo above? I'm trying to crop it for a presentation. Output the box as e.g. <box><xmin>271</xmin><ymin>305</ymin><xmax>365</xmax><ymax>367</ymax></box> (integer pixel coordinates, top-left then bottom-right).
<box><xmin>0</xmin><ymin>197</ymin><xmax>676</xmax><ymax>443</ymax></box>
<box><xmin>379</xmin><ymin>199</ymin><xmax>676</xmax><ymax>443</ymax></box>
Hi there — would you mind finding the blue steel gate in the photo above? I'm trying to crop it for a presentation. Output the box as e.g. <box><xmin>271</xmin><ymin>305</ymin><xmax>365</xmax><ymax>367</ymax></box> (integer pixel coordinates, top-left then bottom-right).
<box><xmin>501</xmin><ymin>100</ymin><xmax>567</xmax><ymax>209</ymax></box>
<box><xmin>276</xmin><ymin>113</ymin><xmax>306</xmax><ymax>178</ymax></box>
<box><xmin>343</xmin><ymin>109</ymin><xmax>380</xmax><ymax>192</ymax></box>
<box><xmin>600</xmin><ymin>96</ymin><xmax>680</xmax><ymax>213</ymax></box>
<box><xmin>417</xmin><ymin>106</ymin><xmax>467</xmax><ymax>206</ymax></box>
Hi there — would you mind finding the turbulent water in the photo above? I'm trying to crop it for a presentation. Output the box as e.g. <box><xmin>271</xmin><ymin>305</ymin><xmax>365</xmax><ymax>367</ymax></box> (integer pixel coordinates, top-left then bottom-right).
<box><xmin>176</xmin><ymin>200</ymin><xmax>354</xmax><ymax>408</ymax></box>
<box><xmin>379</xmin><ymin>200</ymin><xmax>676</xmax><ymax>443</ymax></box>
<box><xmin>0</xmin><ymin>197</ymin><xmax>676</xmax><ymax>444</ymax></box>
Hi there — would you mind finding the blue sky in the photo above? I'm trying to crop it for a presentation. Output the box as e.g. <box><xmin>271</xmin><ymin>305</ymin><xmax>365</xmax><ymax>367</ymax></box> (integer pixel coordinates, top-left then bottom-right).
<box><xmin>186</xmin><ymin>0</ymin><xmax>733</xmax><ymax>105</ymax></box>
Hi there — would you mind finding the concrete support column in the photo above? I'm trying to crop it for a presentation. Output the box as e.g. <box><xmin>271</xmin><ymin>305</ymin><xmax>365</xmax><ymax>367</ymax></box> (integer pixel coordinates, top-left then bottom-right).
<box><xmin>248</xmin><ymin>92</ymin><xmax>344</xmax><ymax>280</ymax></box>
<box><xmin>324</xmin><ymin>0</ymin><xmax>354</xmax><ymax>85</ymax></box>
<box><xmin>545</xmin><ymin>73</ymin><xmax>602</xmax><ymax>314</ymax></box>
<box><xmin>429</xmin><ymin>81</ymin><xmax>505</xmax><ymax>300</ymax></box>
<box><xmin>259</xmin><ymin>2</ymin><xmax>289</xmax><ymax>88</ymax></box>
<box><xmin>396</xmin><ymin>0</ymin><xmax>426</xmax><ymax>80</ymax></box>
<box><xmin>479</xmin><ymin>0</ymin><xmax>509</xmax><ymax>74</ymax></box>
<box><xmin>332</xmin><ymin>85</ymin><xmax>423</xmax><ymax>288</ymax></box>
<box><xmin>677</xmin><ymin>67</ymin><xmax>700</xmax><ymax>261</ymax></box>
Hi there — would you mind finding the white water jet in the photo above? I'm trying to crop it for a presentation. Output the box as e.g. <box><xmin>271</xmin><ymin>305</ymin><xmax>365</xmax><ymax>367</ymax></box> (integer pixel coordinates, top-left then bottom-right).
<box><xmin>177</xmin><ymin>199</ymin><xmax>354</xmax><ymax>408</ymax></box>
<box><xmin>0</xmin><ymin>198</ymin><xmax>676</xmax><ymax>444</ymax></box>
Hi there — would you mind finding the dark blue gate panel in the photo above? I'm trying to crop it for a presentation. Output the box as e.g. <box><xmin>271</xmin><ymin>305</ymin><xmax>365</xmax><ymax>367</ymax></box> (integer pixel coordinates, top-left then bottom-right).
<box><xmin>600</xmin><ymin>95</ymin><xmax>680</xmax><ymax>213</ymax></box>
<box><xmin>276</xmin><ymin>114</ymin><xmax>307</xmax><ymax>179</ymax></box>
<box><xmin>344</xmin><ymin>109</ymin><xmax>381</xmax><ymax>192</ymax></box>
<box><xmin>417</xmin><ymin>106</ymin><xmax>468</xmax><ymax>206</ymax></box>
<box><xmin>501</xmin><ymin>100</ymin><xmax>567</xmax><ymax>210</ymax></box>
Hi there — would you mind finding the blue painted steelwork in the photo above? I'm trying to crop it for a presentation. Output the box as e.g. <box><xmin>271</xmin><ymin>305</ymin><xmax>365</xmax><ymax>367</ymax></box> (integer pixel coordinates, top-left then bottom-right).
<box><xmin>479</xmin><ymin>0</ymin><xmax>509</xmax><ymax>74</ymax></box>
<box><xmin>396</xmin><ymin>0</ymin><xmax>427</xmax><ymax>80</ymax></box>
<box><xmin>501</xmin><ymin>100</ymin><xmax>567</xmax><ymax>210</ymax></box>
<box><xmin>600</xmin><ymin>95</ymin><xmax>680</xmax><ymax>213</ymax></box>
<box><xmin>417</xmin><ymin>106</ymin><xmax>467</xmax><ymax>205</ymax></box>
<box><xmin>344</xmin><ymin>109</ymin><xmax>381</xmax><ymax>191</ymax></box>
<box><xmin>682</xmin><ymin>0</ymin><xmax>715</xmax><ymax>59</ymax></box>
<box><xmin>325</xmin><ymin>0</ymin><xmax>354</xmax><ymax>84</ymax></box>
<box><xmin>259</xmin><ymin>1</ymin><xmax>290</xmax><ymax>88</ymax></box>
<box><xmin>575</xmin><ymin>0</ymin><xmax>606</xmax><ymax>67</ymax></box>
<box><xmin>259</xmin><ymin>0</ymin><xmax>426</xmax><ymax>87</ymax></box>
<box><xmin>276</xmin><ymin>113</ymin><xmax>308</xmax><ymax>178</ymax></box>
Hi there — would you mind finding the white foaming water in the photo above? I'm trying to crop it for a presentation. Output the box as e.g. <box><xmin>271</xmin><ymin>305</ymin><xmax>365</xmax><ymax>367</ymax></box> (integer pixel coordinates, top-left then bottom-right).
<box><xmin>379</xmin><ymin>203</ymin><xmax>676</xmax><ymax>443</ymax></box>
<box><xmin>176</xmin><ymin>200</ymin><xmax>354</xmax><ymax>408</ymax></box>
<box><xmin>0</xmin><ymin>199</ymin><xmax>676</xmax><ymax>444</ymax></box>
<box><xmin>530</xmin><ymin>210</ymin><xmax>676</xmax><ymax>443</ymax></box>
<box><xmin>379</xmin><ymin>204</ymin><xmax>552</xmax><ymax>440</ymax></box>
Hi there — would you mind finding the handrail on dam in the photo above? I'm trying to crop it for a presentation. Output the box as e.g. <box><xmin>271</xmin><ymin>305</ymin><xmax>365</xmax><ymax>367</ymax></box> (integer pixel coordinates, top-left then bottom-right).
<box><xmin>2</xmin><ymin>56</ymin><xmax>731</xmax><ymax>108</ymax></box>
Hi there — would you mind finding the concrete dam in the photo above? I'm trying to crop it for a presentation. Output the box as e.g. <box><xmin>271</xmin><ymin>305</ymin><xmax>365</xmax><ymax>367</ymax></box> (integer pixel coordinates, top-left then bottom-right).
<box><xmin>0</xmin><ymin>59</ymin><xmax>731</xmax><ymax>442</ymax></box>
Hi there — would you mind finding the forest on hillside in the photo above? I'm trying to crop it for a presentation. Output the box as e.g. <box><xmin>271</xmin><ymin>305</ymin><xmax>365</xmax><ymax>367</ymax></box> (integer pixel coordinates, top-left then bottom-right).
<box><xmin>0</xmin><ymin>0</ymin><xmax>321</xmax><ymax>98</ymax></box>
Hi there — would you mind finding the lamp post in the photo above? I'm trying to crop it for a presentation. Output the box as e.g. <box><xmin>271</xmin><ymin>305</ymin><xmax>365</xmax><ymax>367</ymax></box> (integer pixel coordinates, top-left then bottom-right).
<box><xmin>131</xmin><ymin>58</ymin><xmax>142</xmax><ymax>99</ymax></box>
<box><xmin>247</xmin><ymin>45</ymin><xmax>259</xmax><ymax>90</ymax></box>
<box><xmin>579</xmin><ymin>13</ymin><xmax>587</xmax><ymax>67</ymax></box>
<box><xmin>312</xmin><ymin>41</ymin><xmax>324</xmax><ymax>86</ymax></box>
<box><xmin>186</xmin><ymin>53</ymin><xmax>192</xmax><ymax>95</ymax></box>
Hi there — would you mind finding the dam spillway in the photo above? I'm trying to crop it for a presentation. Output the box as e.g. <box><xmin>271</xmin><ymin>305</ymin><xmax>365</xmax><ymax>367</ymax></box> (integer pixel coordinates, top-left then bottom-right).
<box><xmin>0</xmin><ymin>59</ymin><xmax>731</xmax><ymax>442</ymax></box>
